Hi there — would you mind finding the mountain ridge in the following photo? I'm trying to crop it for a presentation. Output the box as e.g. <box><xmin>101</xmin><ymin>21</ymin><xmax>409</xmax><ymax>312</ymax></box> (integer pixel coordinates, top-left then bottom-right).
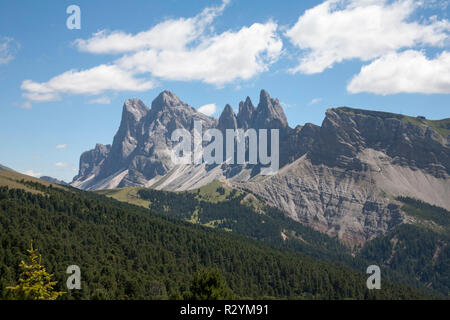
<box><xmin>71</xmin><ymin>90</ymin><xmax>450</xmax><ymax>245</ymax></box>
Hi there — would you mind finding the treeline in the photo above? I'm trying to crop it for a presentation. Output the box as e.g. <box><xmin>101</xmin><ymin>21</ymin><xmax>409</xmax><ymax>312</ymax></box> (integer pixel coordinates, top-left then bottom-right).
<box><xmin>0</xmin><ymin>183</ymin><xmax>430</xmax><ymax>300</ymax></box>
<box><xmin>397</xmin><ymin>196</ymin><xmax>450</xmax><ymax>228</ymax></box>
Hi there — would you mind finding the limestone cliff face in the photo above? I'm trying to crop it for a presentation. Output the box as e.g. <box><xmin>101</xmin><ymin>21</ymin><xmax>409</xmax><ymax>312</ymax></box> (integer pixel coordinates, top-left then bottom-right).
<box><xmin>243</xmin><ymin>108</ymin><xmax>450</xmax><ymax>245</ymax></box>
<box><xmin>72</xmin><ymin>143</ymin><xmax>111</xmax><ymax>189</ymax></box>
<box><xmin>310</xmin><ymin>108</ymin><xmax>449</xmax><ymax>178</ymax></box>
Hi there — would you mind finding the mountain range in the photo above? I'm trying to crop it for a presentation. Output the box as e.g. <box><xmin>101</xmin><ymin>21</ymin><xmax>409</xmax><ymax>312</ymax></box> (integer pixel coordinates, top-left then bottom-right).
<box><xmin>71</xmin><ymin>90</ymin><xmax>450</xmax><ymax>246</ymax></box>
<box><xmin>71</xmin><ymin>90</ymin><xmax>300</xmax><ymax>191</ymax></box>
<box><xmin>1</xmin><ymin>90</ymin><xmax>449</xmax><ymax>298</ymax></box>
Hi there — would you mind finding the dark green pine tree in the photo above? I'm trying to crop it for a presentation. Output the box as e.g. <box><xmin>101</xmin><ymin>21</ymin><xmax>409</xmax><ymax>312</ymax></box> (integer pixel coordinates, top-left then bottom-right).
<box><xmin>184</xmin><ymin>268</ymin><xmax>234</xmax><ymax>300</ymax></box>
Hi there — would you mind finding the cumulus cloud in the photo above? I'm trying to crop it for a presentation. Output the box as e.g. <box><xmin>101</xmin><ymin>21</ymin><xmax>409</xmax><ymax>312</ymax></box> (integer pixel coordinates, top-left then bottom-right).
<box><xmin>56</xmin><ymin>144</ymin><xmax>67</xmax><ymax>149</ymax></box>
<box><xmin>285</xmin><ymin>0</ymin><xmax>449</xmax><ymax>74</ymax></box>
<box><xmin>22</xmin><ymin>65</ymin><xmax>155</xmax><ymax>102</ymax></box>
<box><xmin>24</xmin><ymin>170</ymin><xmax>41</xmax><ymax>178</ymax></box>
<box><xmin>347</xmin><ymin>50</ymin><xmax>450</xmax><ymax>94</ymax></box>
<box><xmin>117</xmin><ymin>22</ymin><xmax>282</xmax><ymax>85</ymax></box>
<box><xmin>54</xmin><ymin>162</ymin><xmax>70</xmax><ymax>167</ymax></box>
<box><xmin>0</xmin><ymin>37</ymin><xmax>20</xmax><ymax>65</ymax></box>
<box><xmin>197</xmin><ymin>103</ymin><xmax>218</xmax><ymax>116</ymax></box>
<box><xmin>74</xmin><ymin>0</ymin><xmax>231</xmax><ymax>54</ymax></box>
<box><xmin>21</xmin><ymin>0</ymin><xmax>282</xmax><ymax>103</ymax></box>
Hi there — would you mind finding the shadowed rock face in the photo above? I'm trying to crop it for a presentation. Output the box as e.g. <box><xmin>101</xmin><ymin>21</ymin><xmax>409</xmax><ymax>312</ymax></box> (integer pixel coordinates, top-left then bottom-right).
<box><xmin>218</xmin><ymin>104</ymin><xmax>238</xmax><ymax>132</ymax></box>
<box><xmin>237</xmin><ymin>97</ymin><xmax>255</xmax><ymax>130</ymax></box>
<box><xmin>253</xmin><ymin>90</ymin><xmax>289</xmax><ymax>129</ymax></box>
<box><xmin>310</xmin><ymin>108</ymin><xmax>450</xmax><ymax>178</ymax></box>
<box><xmin>97</xmin><ymin>98</ymin><xmax>148</xmax><ymax>180</ymax></box>
<box><xmin>72</xmin><ymin>143</ymin><xmax>111</xmax><ymax>188</ymax></box>
<box><xmin>72</xmin><ymin>90</ymin><xmax>450</xmax><ymax>245</ymax></box>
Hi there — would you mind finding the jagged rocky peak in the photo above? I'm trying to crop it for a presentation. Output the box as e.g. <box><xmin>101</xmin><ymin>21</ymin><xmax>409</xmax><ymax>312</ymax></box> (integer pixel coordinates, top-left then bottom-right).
<box><xmin>72</xmin><ymin>143</ymin><xmax>111</xmax><ymax>184</ymax></box>
<box><xmin>116</xmin><ymin>98</ymin><xmax>148</xmax><ymax>143</ymax></box>
<box><xmin>123</xmin><ymin>98</ymin><xmax>148</xmax><ymax>122</ymax></box>
<box><xmin>151</xmin><ymin>90</ymin><xmax>186</xmax><ymax>112</ymax></box>
<box><xmin>94</xmin><ymin>143</ymin><xmax>111</xmax><ymax>155</ymax></box>
<box><xmin>237</xmin><ymin>96</ymin><xmax>255</xmax><ymax>129</ymax></box>
<box><xmin>219</xmin><ymin>104</ymin><xmax>238</xmax><ymax>130</ymax></box>
<box><xmin>110</xmin><ymin>99</ymin><xmax>147</xmax><ymax>165</ymax></box>
<box><xmin>254</xmin><ymin>89</ymin><xmax>289</xmax><ymax>129</ymax></box>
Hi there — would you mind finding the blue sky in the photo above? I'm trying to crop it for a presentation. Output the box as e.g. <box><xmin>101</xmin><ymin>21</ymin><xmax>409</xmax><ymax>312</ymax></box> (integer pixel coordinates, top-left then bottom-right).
<box><xmin>0</xmin><ymin>0</ymin><xmax>449</xmax><ymax>181</ymax></box>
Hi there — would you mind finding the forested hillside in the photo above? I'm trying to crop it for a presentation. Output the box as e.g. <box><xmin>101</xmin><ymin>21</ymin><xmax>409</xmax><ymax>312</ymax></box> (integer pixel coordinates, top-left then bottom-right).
<box><xmin>0</xmin><ymin>177</ymin><xmax>431</xmax><ymax>299</ymax></box>
<box><xmin>99</xmin><ymin>182</ymin><xmax>450</xmax><ymax>297</ymax></box>
<box><xmin>135</xmin><ymin>184</ymin><xmax>354</xmax><ymax>264</ymax></box>
<box><xmin>358</xmin><ymin>197</ymin><xmax>450</xmax><ymax>296</ymax></box>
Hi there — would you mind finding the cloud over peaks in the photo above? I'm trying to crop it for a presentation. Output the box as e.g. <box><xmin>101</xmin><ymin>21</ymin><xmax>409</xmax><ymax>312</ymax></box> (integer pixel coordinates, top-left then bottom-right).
<box><xmin>347</xmin><ymin>50</ymin><xmax>450</xmax><ymax>95</ymax></box>
<box><xmin>21</xmin><ymin>0</ymin><xmax>282</xmax><ymax>103</ymax></box>
<box><xmin>198</xmin><ymin>103</ymin><xmax>218</xmax><ymax>116</ymax></box>
<box><xmin>285</xmin><ymin>0</ymin><xmax>449</xmax><ymax>74</ymax></box>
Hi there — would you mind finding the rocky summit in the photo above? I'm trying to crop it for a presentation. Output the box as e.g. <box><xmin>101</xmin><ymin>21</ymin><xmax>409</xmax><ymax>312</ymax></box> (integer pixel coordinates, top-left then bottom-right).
<box><xmin>72</xmin><ymin>90</ymin><xmax>450</xmax><ymax>245</ymax></box>
<box><xmin>71</xmin><ymin>89</ymin><xmax>293</xmax><ymax>191</ymax></box>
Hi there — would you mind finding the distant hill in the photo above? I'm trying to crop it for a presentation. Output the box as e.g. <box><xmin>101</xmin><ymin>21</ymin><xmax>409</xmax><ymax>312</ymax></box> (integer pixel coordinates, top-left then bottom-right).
<box><xmin>0</xmin><ymin>163</ymin><xmax>14</xmax><ymax>172</ymax></box>
<box><xmin>0</xmin><ymin>170</ymin><xmax>70</xmax><ymax>194</ymax></box>
<box><xmin>40</xmin><ymin>176</ymin><xmax>69</xmax><ymax>186</ymax></box>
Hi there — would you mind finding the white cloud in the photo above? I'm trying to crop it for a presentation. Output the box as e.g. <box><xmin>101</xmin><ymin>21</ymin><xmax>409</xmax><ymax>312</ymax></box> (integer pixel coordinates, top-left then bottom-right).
<box><xmin>74</xmin><ymin>0</ymin><xmax>231</xmax><ymax>54</ymax></box>
<box><xmin>117</xmin><ymin>21</ymin><xmax>282</xmax><ymax>85</ymax></box>
<box><xmin>54</xmin><ymin>162</ymin><xmax>70</xmax><ymax>167</ymax></box>
<box><xmin>88</xmin><ymin>96</ymin><xmax>111</xmax><ymax>104</ymax></box>
<box><xmin>197</xmin><ymin>103</ymin><xmax>218</xmax><ymax>116</ymax></box>
<box><xmin>0</xmin><ymin>37</ymin><xmax>20</xmax><ymax>65</ymax></box>
<box><xmin>22</xmin><ymin>64</ymin><xmax>155</xmax><ymax>102</ymax></box>
<box><xmin>56</xmin><ymin>144</ymin><xmax>67</xmax><ymax>149</ymax></box>
<box><xmin>347</xmin><ymin>50</ymin><xmax>450</xmax><ymax>94</ymax></box>
<box><xmin>21</xmin><ymin>0</ymin><xmax>281</xmax><ymax>104</ymax></box>
<box><xmin>24</xmin><ymin>170</ymin><xmax>41</xmax><ymax>178</ymax></box>
<box><xmin>285</xmin><ymin>0</ymin><xmax>449</xmax><ymax>74</ymax></box>
<box><xmin>420</xmin><ymin>0</ymin><xmax>450</xmax><ymax>10</ymax></box>
<box><xmin>309</xmin><ymin>98</ymin><xmax>323</xmax><ymax>105</ymax></box>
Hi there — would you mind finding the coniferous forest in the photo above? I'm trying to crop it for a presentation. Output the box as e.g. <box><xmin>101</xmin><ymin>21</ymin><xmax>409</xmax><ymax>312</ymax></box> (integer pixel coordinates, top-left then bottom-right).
<box><xmin>0</xmin><ymin>180</ymin><xmax>434</xmax><ymax>300</ymax></box>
